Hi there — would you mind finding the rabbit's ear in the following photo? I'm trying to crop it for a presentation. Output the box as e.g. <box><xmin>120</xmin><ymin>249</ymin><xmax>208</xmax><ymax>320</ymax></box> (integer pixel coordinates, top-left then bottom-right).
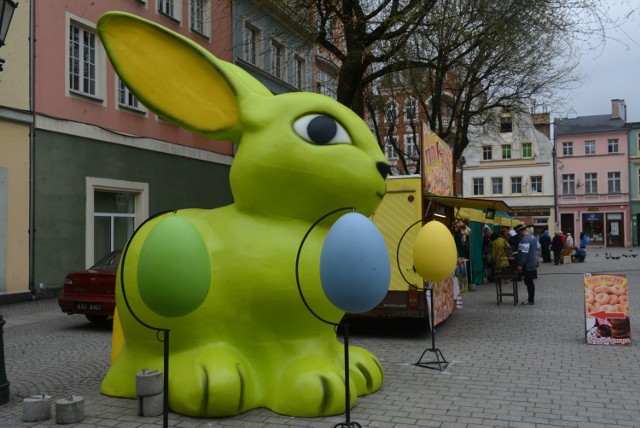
<box><xmin>97</xmin><ymin>12</ymin><xmax>271</xmax><ymax>140</ymax></box>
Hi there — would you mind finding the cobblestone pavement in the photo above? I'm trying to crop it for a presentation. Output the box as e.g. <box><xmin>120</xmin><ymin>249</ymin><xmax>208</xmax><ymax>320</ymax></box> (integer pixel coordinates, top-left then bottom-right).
<box><xmin>1</xmin><ymin>248</ymin><xmax>640</xmax><ymax>427</ymax></box>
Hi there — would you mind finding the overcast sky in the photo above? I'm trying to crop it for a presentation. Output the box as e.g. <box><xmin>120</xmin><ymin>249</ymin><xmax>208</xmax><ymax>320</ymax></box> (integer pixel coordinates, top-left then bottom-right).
<box><xmin>559</xmin><ymin>2</ymin><xmax>640</xmax><ymax>122</ymax></box>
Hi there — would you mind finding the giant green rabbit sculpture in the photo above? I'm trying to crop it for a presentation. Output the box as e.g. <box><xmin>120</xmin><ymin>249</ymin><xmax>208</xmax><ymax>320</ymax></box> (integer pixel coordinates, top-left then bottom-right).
<box><xmin>98</xmin><ymin>12</ymin><xmax>391</xmax><ymax>418</ymax></box>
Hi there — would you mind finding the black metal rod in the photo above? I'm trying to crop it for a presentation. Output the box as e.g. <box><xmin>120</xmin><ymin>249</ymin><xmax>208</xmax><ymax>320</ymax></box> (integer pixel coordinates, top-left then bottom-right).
<box><xmin>0</xmin><ymin>315</ymin><xmax>9</xmax><ymax>405</ymax></box>
<box><xmin>163</xmin><ymin>330</ymin><xmax>169</xmax><ymax>428</ymax></box>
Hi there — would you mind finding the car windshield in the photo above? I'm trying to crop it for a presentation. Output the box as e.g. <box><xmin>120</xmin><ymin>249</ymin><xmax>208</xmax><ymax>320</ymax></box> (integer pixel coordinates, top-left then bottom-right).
<box><xmin>90</xmin><ymin>251</ymin><xmax>122</xmax><ymax>270</ymax></box>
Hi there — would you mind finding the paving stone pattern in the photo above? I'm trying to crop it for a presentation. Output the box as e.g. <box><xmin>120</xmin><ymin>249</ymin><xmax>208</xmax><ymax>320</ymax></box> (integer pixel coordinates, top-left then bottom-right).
<box><xmin>1</xmin><ymin>248</ymin><xmax>639</xmax><ymax>427</ymax></box>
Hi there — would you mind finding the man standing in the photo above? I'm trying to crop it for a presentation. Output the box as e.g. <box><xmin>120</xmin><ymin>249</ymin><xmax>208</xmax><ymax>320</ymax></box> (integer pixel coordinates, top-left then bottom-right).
<box><xmin>514</xmin><ymin>224</ymin><xmax>538</xmax><ymax>306</ymax></box>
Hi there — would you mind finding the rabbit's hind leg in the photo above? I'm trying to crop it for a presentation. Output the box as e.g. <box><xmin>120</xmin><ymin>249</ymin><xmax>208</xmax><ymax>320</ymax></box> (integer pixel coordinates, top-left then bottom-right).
<box><xmin>168</xmin><ymin>344</ymin><xmax>258</xmax><ymax>417</ymax></box>
<box><xmin>348</xmin><ymin>345</ymin><xmax>384</xmax><ymax>395</ymax></box>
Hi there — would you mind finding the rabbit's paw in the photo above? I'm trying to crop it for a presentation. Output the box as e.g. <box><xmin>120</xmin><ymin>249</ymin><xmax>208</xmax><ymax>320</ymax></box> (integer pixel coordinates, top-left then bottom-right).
<box><xmin>270</xmin><ymin>354</ymin><xmax>350</xmax><ymax>417</ymax></box>
<box><xmin>348</xmin><ymin>345</ymin><xmax>384</xmax><ymax>395</ymax></box>
<box><xmin>168</xmin><ymin>345</ymin><xmax>256</xmax><ymax>417</ymax></box>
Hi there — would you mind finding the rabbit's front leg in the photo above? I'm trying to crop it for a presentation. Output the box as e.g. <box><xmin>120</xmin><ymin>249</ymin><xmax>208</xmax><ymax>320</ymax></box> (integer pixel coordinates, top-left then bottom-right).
<box><xmin>269</xmin><ymin>344</ymin><xmax>383</xmax><ymax>417</ymax></box>
<box><xmin>168</xmin><ymin>343</ymin><xmax>258</xmax><ymax>417</ymax></box>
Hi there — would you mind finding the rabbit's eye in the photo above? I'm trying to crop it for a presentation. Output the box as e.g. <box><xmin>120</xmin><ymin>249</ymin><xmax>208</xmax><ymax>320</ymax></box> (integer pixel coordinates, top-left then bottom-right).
<box><xmin>293</xmin><ymin>114</ymin><xmax>352</xmax><ymax>145</ymax></box>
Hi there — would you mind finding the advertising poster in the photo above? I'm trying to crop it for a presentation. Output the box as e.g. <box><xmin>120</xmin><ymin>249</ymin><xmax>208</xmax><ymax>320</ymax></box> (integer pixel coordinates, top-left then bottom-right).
<box><xmin>426</xmin><ymin>276</ymin><xmax>460</xmax><ymax>329</ymax></box>
<box><xmin>584</xmin><ymin>273</ymin><xmax>631</xmax><ymax>345</ymax></box>
<box><xmin>422</xmin><ymin>128</ymin><xmax>453</xmax><ymax>197</ymax></box>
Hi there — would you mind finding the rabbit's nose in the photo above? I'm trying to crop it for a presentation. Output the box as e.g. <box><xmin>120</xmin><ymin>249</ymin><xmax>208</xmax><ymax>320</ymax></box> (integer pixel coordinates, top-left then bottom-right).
<box><xmin>376</xmin><ymin>162</ymin><xmax>391</xmax><ymax>180</ymax></box>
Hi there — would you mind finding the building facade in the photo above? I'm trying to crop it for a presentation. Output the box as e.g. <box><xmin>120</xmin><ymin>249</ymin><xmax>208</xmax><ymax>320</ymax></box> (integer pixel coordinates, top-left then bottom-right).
<box><xmin>628</xmin><ymin>121</ymin><xmax>640</xmax><ymax>246</ymax></box>
<box><xmin>0</xmin><ymin>0</ymin><xmax>31</xmax><ymax>299</ymax></box>
<box><xmin>31</xmin><ymin>0</ymin><xmax>239</xmax><ymax>293</ymax></box>
<box><xmin>553</xmin><ymin>99</ymin><xmax>631</xmax><ymax>247</ymax></box>
<box><xmin>461</xmin><ymin>110</ymin><xmax>555</xmax><ymax>236</ymax></box>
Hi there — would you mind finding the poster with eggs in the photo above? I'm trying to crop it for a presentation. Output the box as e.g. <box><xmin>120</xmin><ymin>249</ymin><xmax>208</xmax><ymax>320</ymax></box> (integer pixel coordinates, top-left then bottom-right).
<box><xmin>584</xmin><ymin>273</ymin><xmax>631</xmax><ymax>345</ymax></box>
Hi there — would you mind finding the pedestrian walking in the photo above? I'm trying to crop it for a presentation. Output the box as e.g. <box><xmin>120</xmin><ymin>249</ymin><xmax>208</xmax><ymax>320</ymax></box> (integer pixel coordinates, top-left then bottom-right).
<box><xmin>539</xmin><ymin>230</ymin><xmax>551</xmax><ymax>263</ymax></box>
<box><xmin>551</xmin><ymin>232</ymin><xmax>564</xmax><ymax>265</ymax></box>
<box><xmin>514</xmin><ymin>224</ymin><xmax>537</xmax><ymax>305</ymax></box>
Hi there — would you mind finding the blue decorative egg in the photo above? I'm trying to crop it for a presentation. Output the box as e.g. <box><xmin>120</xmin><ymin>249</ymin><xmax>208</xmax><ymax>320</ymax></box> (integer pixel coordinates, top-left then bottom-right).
<box><xmin>320</xmin><ymin>212</ymin><xmax>391</xmax><ymax>313</ymax></box>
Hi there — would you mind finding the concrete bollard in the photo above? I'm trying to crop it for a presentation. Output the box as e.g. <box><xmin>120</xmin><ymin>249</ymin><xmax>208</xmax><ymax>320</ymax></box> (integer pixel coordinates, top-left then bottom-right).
<box><xmin>138</xmin><ymin>392</ymin><xmax>164</xmax><ymax>417</ymax></box>
<box><xmin>136</xmin><ymin>369</ymin><xmax>163</xmax><ymax>397</ymax></box>
<box><xmin>55</xmin><ymin>395</ymin><xmax>85</xmax><ymax>424</ymax></box>
<box><xmin>22</xmin><ymin>394</ymin><xmax>51</xmax><ymax>422</ymax></box>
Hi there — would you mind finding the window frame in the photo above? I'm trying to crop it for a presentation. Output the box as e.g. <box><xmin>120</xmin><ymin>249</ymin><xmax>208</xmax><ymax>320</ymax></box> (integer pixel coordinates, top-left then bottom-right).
<box><xmin>500</xmin><ymin>115</ymin><xmax>513</xmax><ymax>133</ymax></box>
<box><xmin>189</xmin><ymin>0</ymin><xmax>210</xmax><ymax>37</ymax></box>
<box><xmin>522</xmin><ymin>142</ymin><xmax>532</xmax><ymax>158</ymax></box>
<box><xmin>384</xmin><ymin>135</ymin><xmax>398</xmax><ymax>160</ymax></box>
<box><xmin>482</xmin><ymin>145</ymin><xmax>492</xmax><ymax>161</ymax></box>
<box><xmin>608</xmin><ymin>171</ymin><xmax>621</xmax><ymax>193</ymax></box>
<box><xmin>501</xmin><ymin>144</ymin><xmax>512</xmax><ymax>160</ymax></box>
<box><xmin>608</xmin><ymin>138</ymin><xmax>619</xmax><ymax>154</ymax></box>
<box><xmin>404</xmin><ymin>134</ymin><xmax>418</xmax><ymax>159</ymax></box>
<box><xmin>562</xmin><ymin>173</ymin><xmax>575</xmax><ymax>195</ymax></box>
<box><xmin>404</xmin><ymin>97</ymin><xmax>418</xmax><ymax>122</ymax></box>
<box><xmin>491</xmin><ymin>177</ymin><xmax>503</xmax><ymax>195</ymax></box>
<box><xmin>562</xmin><ymin>141</ymin><xmax>573</xmax><ymax>156</ymax></box>
<box><xmin>293</xmin><ymin>54</ymin><xmax>306</xmax><ymax>90</ymax></box>
<box><xmin>530</xmin><ymin>176</ymin><xmax>542</xmax><ymax>193</ymax></box>
<box><xmin>270</xmin><ymin>38</ymin><xmax>286</xmax><ymax>80</ymax></box>
<box><xmin>585</xmin><ymin>172</ymin><xmax>597</xmax><ymax>194</ymax></box>
<box><xmin>68</xmin><ymin>18</ymin><xmax>103</xmax><ymax>100</ymax></box>
<box><xmin>117</xmin><ymin>78</ymin><xmax>146</xmax><ymax>113</ymax></box>
<box><xmin>511</xmin><ymin>176</ymin><xmax>522</xmax><ymax>194</ymax></box>
<box><xmin>243</xmin><ymin>22</ymin><xmax>262</xmax><ymax>67</ymax></box>
<box><xmin>473</xmin><ymin>177</ymin><xmax>485</xmax><ymax>196</ymax></box>
<box><xmin>585</xmin><ymin>140</ymin><xmax>596</xmax><ymax>155</ymax></box>
<box><xmin>158</xmin><ymin>0</ymin><xmax>181</xmax><ymax>21</ymax></box>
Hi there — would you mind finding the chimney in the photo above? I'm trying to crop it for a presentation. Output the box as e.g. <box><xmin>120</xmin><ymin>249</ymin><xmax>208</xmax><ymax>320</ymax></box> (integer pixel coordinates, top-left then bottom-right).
<box><xmin>611</xmin><ymin>99</ymin><xmax>627</xmax><ymax>122</ymax></box>
<box><xmin>531</xmin><ymin>112</ymin><xmax>551</xmax><ymax>139</ymax></box>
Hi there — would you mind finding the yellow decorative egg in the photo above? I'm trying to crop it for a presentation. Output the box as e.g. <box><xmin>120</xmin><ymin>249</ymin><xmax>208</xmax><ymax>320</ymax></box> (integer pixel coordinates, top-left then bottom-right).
<box><xmin>413</xmin><ymin>220</ymin><xmax>457</xmax><ymax>281</ymax></box>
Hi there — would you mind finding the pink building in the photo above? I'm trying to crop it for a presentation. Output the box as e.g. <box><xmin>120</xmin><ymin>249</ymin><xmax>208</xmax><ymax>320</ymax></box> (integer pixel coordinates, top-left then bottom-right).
<box><xmin>553</xmin><ymin>99</ymin><xmax>631</xmax><ymax>247</ymax></box>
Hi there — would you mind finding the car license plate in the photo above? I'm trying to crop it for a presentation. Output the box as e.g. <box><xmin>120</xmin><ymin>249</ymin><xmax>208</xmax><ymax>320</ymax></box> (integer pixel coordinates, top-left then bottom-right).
<box><xmin>77</xmin><ymin>303</ymin><xmax>102</xmax><ymax>311</ymax></box>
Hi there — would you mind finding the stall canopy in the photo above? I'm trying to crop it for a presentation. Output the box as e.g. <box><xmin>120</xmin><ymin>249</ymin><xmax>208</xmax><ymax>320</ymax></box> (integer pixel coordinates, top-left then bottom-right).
<box><xmin>424</xmin><ymin>193</ymin><xmax>514</xmax><ymax>223</ymax></box>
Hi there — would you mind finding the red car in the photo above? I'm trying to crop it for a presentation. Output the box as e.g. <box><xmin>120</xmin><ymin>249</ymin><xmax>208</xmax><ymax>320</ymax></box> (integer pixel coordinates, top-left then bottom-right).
<box><xmin>58</xmin><ymin>250</ymin><xmax>122</xmax><ymax>324</ymax></box>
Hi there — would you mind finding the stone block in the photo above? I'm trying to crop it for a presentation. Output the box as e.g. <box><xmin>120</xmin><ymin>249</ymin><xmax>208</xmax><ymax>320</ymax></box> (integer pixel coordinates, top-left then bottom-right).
<box><xmin>55</xmin><ymin>395</ymin><xmax>85</xmax><ymax>424</ymax></box>
<box><xmin>136</xmin><ymin>369</ymin><xmax>163</xmax><ymax>397</ymax></box>
<box><xmin>138</xmin><ymin>392</ymin><xmax>164</xmax><ymax>417</ymax></box>
<box><xmin>22</xmin><ymin>394</ymin><xmax>51</xmax><ymax>422</ymax></box>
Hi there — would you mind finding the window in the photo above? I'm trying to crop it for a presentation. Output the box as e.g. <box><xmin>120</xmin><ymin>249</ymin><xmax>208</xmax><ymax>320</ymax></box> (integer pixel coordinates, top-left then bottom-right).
<box><xmin>608</xmin><ymin>172</ymin><xmax>621</xmax><ymax>193</ymax></box>
<box><xmin>562</xmin><ymin>142</ymin><xmax>573</xmax><ymax>156</ymax></box>
<box><xmin>473</xmin><ymin>178</ymin><xmax>484</xmax><ymax>195</ymax></box>
<box><xmin>585</xmin><ymin>140</ymin><xmax>596</xmax><ymax>155</ymax></box>
<box><xmin>608</xmin><ymin>138</ymin><xmax>619</xmax><ymax>153</ymax></box>
<box><xmin>491</xmin><ymin>177</ymin><xmax>503</xmax><ymax>194</ymax></box>
<box><xmin>404</xmin><ymin>135</ymin><xmax>418</xmax><ymax>159</ymax></box>
<box><xmin>482</xmin><ymin>146</ymin><xmax>492</xmax><ymax>160</ymax></box>
<box><xmin>384</xmin><ymin>100</ymin><xmax>398</xmax><ymax>123</ymax></box>
<box><xmin>86</xmin><ymin>178</ymin><xmax>148</xmax><ymax>267</ymax></box>
<box><xmin>69</xmin><ymin>23</ymin><xmax>97</xmax><ymax>97</ymax></box>
<box><xmin>293</xmin><ymin>55</ymin><xmax>306</xmax><ymax>89</ymax></box>
<box><xmin>118</xmin><ymin>79</ymin><xmax>143</xmax><ymax>111</ymax></box>
<box><xmin>317</xmin><ymin>70</ymin><xmax>337</xmax><ymax>98</ymax></box>
<box><xmin>500</xmin><ymin>115</ymin><xmax>512</xmax><ymax>133</ymax></box>
<box><xmin>562</xmin><ymin>174</ymin><xmax>575</xmax><ymax>194</ymax></box>
<box><xmin>244</xmin><ymin>23</ymin><xmax>260</xmax><ymax>66</ymax></box>
<box><xmin>404</xmin><ymin>98</ymin><xmax>418</xmax><ymax>122</ymax></box>
<box><xmin>190</xmin><ymin>0</ymin><xmax>210</xmax><ymax>37</ymax></box>
<box><xmin>270</xmin><ymin>39</ymin><xmax>285</xmax><ymax>80</ymax></box>
<box><xmin>511</xmin><ymin>177</ymin><xmax>522</xmax><ymax>194</ymax></box>
<box><xmin>522</xmin><ymin>143</ymin><xmax>532</xmax><ymax>158</ymax></box>
<box><xmin>159</xmin><ymin>0</ymin><xmax>179</xmax><ymax>20</ymax></box>
<box><xmin>501</xmin><ymin>144</ymin><xmax>511</xmax><ymax>159</ymax></box>
<box><xmin>530</xmin><ymin>176</ymin><xmax>542</xmax><ymax>193</ymax></box>
<box><xmin>384</xmin><ymin>136</ymin><xmax>398</xmax><ymax>160</ymax></box>
<box><xmin>585</xmin><ymin>172</ymin><xmax>597</xmax><ymax>194</ymax></box>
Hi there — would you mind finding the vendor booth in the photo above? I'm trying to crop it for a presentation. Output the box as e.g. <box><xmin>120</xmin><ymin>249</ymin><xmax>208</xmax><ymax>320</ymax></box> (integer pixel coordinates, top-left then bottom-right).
<box><xmin>424</xmin><ymin>194</ymin><xmax>514</xmax><ymax>286</ymax></box>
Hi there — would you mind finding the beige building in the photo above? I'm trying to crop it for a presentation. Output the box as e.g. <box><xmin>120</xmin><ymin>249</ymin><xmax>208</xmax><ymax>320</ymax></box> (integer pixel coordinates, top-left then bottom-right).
<box><xmin>0</xmin><ymin>0</ymin><xmax>32</xmax><ymax>300</ymax></box>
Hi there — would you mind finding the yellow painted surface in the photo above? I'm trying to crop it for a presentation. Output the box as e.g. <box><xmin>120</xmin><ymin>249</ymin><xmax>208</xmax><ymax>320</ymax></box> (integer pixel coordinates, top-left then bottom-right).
<box><xmin>0</xmin><ymin>121</ymin><xmax>30</xmax><ymax>293</ymax></box>
<box><xmin>371</xmin><ymin>176</ymin><xmax>423</xmax><ymax>291</ymax></box>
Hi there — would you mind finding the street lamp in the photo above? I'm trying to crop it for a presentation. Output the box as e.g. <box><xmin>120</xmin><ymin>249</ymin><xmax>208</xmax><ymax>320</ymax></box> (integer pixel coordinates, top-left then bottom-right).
<box><xmin>0</xmin><ymin>0</ymin><xmax>18</xmax><ymax>72</ymax></box>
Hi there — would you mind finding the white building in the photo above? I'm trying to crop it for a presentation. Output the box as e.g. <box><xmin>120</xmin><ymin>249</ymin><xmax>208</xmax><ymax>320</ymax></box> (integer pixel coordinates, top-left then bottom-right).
<box><xmin>461</xmin><ymin>111</ymin><xmax>556</xmax><ymax>235</ymax></box>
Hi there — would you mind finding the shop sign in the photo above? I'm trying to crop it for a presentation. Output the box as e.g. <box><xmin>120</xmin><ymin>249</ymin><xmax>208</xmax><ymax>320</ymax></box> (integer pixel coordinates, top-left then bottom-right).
<box><xmin>584</xmin><ymin>273</ymin><xmax>631</xmax><ymax>346</ymax></box>
<box><xmin>512</xmin><ymin>208</ymin><xmax>550</xmax><ymax>216</ymax></box>
<box><xmin>587</xmin><ymin>207</ymin><xmax>599</xmax><ymax>211</ymax></box>
<box><xmin>583</xmin><ymin>213</ymin><xmax>603</xmax><ymax>222</ymax></box>
<box><xmin>422</xmin><ymin>128</ymin><xmax>453</xmax><ymax>196</ymax></box>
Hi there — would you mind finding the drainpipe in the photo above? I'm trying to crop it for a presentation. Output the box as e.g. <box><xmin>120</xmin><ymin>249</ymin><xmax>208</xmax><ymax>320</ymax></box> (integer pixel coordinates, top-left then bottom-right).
<box><xmin>552</xmin><ymin>146</ymin><xmax>558</xmax><ymax>233</ymax></box>
<box><xmin>28</xmin><ymin>0</ymin><xmax>35</xmax><ymax>299</ymax></box>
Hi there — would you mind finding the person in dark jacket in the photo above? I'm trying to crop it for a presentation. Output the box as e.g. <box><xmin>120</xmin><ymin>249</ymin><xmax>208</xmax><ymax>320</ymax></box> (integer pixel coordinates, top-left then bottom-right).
<box><xmin>515</xmin><ymin>224</ymin><xmax>538</xmax><ymax>305</ymax></box>
<box><xmin>551</xmin><ymin>232</ymin><xmax>564</xmax><ymax>265</ymax></box>
<box><xmin>539</xmin><ymin>230</ymin><xmax>551</xmax><ymax>263</ymax></box>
